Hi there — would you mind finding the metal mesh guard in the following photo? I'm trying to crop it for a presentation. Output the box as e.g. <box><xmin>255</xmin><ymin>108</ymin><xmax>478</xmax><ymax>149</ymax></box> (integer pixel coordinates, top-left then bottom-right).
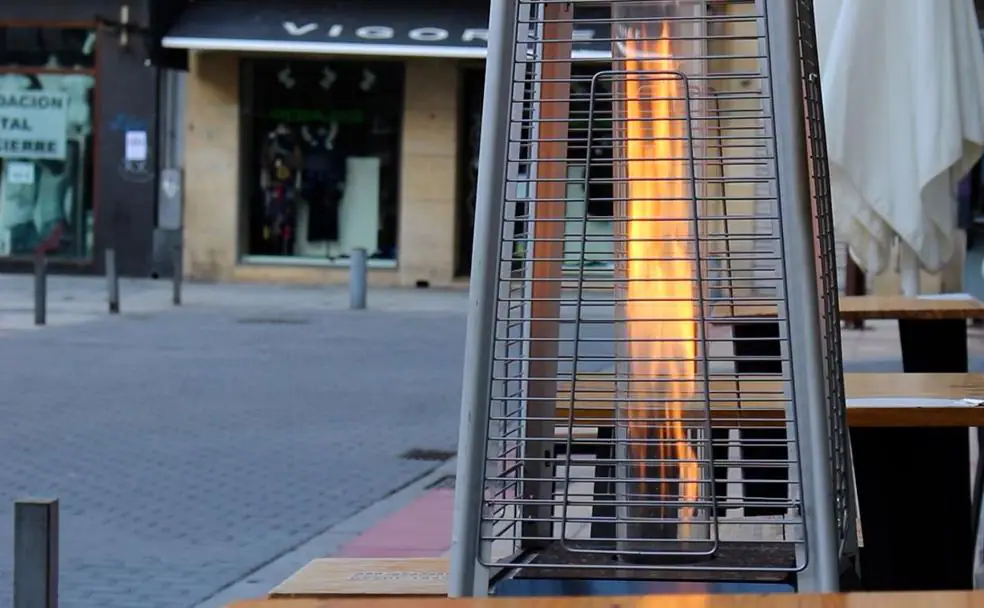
<box><xmin>467</xmin><ymin>0</ymin><xmax>851</xmax><ymax>580</ymax></box>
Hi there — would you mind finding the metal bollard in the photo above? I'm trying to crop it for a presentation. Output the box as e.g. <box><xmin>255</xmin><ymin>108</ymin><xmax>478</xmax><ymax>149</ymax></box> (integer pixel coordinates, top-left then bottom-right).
<box><xmin>14</xmin><ymin>498</ymin><xmax>59</xmax><ymax>608</ymax></box>
<box><xmin>172</xmin><ymin>244</ymin><xmax>182</xmax><ymax>306</ymax></box>
<box><xmin>105</xmin><ymin>248</ymin><xmax>119</xmax><ymax>314</ymax></box>
<box><xmin>349</xmin><ymin>247</ymin><xmax>368</xmax><ymax>310</ymax></box>
<box><xmin>33</xmin><ymin>254</ymin><xmax>46</xmax><ymax>326</ymax></box>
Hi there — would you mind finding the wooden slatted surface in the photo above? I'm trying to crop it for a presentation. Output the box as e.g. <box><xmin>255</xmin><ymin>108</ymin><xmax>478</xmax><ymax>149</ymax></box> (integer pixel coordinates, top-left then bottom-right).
<box><xmin>270</xmin><ymin>558</ymin><xmax>449</xmax><ymax>598</ymax></box>
<box><xmin>710</xmin><ymin>294</ymin><xmax>984</xmax><ymax>321</ymax></box>
<box><xmin>840</xmin><ymin>295</ymin><xmax>984</xmax><ymax>320</ymax></box>
<box><xmin>230</xmin><ymin>590</ymin><xmax>984</xmax><ymax>607</ymax></box>
<box><xmin>554</xmin><ymin>372</ymin><xmax>984</xmax><ymax>428</ymax></box>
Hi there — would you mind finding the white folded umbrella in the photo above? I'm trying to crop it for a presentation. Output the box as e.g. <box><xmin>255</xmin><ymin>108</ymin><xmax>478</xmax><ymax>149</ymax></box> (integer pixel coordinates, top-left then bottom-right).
<box><xmin>816</xmin><ymin>0</ymin><xmax>984</xmax><ymax>294</ymax></box>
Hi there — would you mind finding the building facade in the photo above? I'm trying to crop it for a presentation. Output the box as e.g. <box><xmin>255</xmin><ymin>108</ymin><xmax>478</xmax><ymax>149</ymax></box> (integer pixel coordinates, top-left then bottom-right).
<box><xmin>164</xmin><ymin>0</ymin><xmax>871</xmax><ymax>291</ymax></box>
<box><xmin>163</xmin><ymin>0</ymin><xmax>613</xmax><ymax>287</ymax></box>
<box><xmin>0</xmin><ymin>0</ymin><xmax>170</xmax><ymax>277</ymax></box>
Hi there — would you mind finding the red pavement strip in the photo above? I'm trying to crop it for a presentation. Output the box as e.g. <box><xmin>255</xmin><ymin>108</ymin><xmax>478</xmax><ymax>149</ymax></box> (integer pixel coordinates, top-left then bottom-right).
<box><xmin>333</xmin><ymin>488</ymin><xmax>454</xmax><ymax>557</ymax></box>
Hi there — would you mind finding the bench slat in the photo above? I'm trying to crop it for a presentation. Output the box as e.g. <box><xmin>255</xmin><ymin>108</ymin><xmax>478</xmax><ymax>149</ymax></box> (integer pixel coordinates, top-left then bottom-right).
<box><xmin>270</xmin><ymin>557</ymin><xmax>448</xmax><ymax>598</ymax></box>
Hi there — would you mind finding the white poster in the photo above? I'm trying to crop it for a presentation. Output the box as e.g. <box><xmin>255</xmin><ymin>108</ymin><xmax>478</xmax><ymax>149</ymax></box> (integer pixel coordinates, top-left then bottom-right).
<box><xmin>125</xmin><ymin>130</ymin><xmax>147</xmax><ymax>162</ymax></box>
<box><xmin>0</xmin><ymin>91</ymin><xmax>68</xmax><ymax>160</ymax></box>
<box><xmin>5</xmin><ymin>161</ymin><xmax>34</xmax><ymax>184</ymax></box>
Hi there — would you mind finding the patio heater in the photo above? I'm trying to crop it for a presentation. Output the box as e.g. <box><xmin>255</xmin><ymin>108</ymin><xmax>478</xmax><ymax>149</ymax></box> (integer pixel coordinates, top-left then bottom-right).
<box><xmin>450</xmin><ymin>0</ymin><xmax>857</xmax><ymax>598</ymax></box>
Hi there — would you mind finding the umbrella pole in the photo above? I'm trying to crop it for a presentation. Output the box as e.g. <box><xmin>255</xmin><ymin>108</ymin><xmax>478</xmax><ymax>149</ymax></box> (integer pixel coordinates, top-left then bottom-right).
<box><xmin>899</xmin><ymin>244</ymin><xmax>920</xmax><ymax>296</ymax></box>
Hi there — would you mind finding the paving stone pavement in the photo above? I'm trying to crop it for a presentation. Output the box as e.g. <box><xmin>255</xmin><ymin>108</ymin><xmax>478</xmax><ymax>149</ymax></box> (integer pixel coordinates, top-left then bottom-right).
<box><xmin>0</xmin><ymin>276</ymin><xmax>469</xmax><ymax>607</ymax></box>
<box><xmin>2</xmin><ymin>275</ymin><xmax>984</xmax><ymax>605</ymax></box>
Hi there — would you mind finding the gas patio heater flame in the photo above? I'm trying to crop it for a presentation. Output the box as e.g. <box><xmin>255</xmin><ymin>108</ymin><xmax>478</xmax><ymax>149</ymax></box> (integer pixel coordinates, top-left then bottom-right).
<box><xmin>614</xmin><ymin>18</ymin><xmax>710</xmax><ymax>560</ymax></box>
<box><xmin>448</xmin><ymin>0</ymin><xmax>852</xmax><ymax>595</ymax></box>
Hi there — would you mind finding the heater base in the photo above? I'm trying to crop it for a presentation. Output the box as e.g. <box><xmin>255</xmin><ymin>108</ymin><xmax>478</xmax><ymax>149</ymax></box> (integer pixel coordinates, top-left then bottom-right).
<box><xmin>510</xmin><ymin>540</ymin><xmax>795</xmax><ymax>583</ymax></box>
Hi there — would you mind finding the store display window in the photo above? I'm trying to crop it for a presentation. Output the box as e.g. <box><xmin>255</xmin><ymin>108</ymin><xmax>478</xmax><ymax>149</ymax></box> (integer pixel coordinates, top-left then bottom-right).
<box><xmin>0</xmin><ymin>27</ymin><xmax>97</xmax><ymax>259</ymax></box>
<box><xmin>240</xmin><ymin>58</ymin><xmax>403</xmax><ymax>266</ymax></box>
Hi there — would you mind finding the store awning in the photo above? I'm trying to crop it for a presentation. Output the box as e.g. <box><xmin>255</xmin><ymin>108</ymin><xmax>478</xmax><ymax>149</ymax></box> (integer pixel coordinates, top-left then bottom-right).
<box><xmin>161</xmin><ymin>0</ymin><xmax>612</xmax><ymax>59</ymax></box>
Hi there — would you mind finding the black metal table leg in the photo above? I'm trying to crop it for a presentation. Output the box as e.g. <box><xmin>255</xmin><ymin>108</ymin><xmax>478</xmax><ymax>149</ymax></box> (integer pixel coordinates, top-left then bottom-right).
<box><xmin>898</xmin><ymin>319</ymin><xmax>969</xmax><ymax>373</ymax></box>
<box><xmin>851</xmin><ymin>425</ymin><xmax>972</xmax><ymax>590</ymax></box>
<box><xmin>590</xmin><ymin>426</ymin><xmax>616</xmax><ymax>540</ymax></box>
<box><xmin>731</xmin><ymin>321</ymin><xmax>786</xmax><ymax>517</ymax></box>
<box><xmin>852</xmin><ymin>318</ymin><xmax>974</xmax><ymax>591</ymax></box>
<box><xmin>899</xmin><ymin>318</ymin><xmax>982</xmax><ymax>549</ymax></box>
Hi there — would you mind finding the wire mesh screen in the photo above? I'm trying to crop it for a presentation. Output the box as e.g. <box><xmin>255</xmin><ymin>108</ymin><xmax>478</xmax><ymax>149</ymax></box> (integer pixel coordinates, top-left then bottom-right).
<box><xmin>792</xmin><ymin>0</ymin><xmax>852</xmax><ymax>553</ymax></box>
<box><xmin>475</xmin><ymin>0</ymin><xmax>849</xmax><ymax>578</ymax></box>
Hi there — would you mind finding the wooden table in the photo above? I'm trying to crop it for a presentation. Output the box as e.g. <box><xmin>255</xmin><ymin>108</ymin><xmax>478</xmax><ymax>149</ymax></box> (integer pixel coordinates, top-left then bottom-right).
<box><xmin>719</xmin><ymin>295</ymin><xmax>984</xmax><ymax>374</ymax></box>
<box><xmin>556</xmin><ymin>372</ymin><xmax>984</xmax><ymax>428</ymax></box>
<box><xmin>715</xmin><ymin>295</ymin><xmax>984</xmax><ymax>591</ymax></box>
<box><xmin>556</xmin><ymin>371</ymin><xmax>984</xmax><ymax>565</ymax></box>
<box><xmin>228</xmin><ymin>590</ymin><xmax>984</xmax><ymax>607</ymax></box>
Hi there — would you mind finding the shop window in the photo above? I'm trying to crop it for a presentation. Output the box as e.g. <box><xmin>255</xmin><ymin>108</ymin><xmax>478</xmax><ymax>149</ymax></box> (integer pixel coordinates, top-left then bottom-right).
<box><xmin>564</xmin><ymin>62</ymin><xmax>614</xmax><ymax>270</ymax></box>
<box><xmin>0</xmin><ymin>27</ymin><xmax>97</xmax><ymax>260</ymax></box>
<box><xmin>0</xmin><ymin>27</ymin><xmax>96</xmax><ymax>69</ymax></box>
<box><xmin>240</xmin><ymin>58</ymin><xmax>403</xmax><ymax>266</ymax></box>
<box><xmin>458</xmin><ymin>62</ymin><xmax>615</xmax><ymax>277</ymax></box>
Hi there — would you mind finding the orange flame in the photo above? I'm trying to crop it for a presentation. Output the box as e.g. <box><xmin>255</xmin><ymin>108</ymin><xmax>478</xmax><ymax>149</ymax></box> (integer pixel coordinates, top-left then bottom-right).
<box><xmin>622</xmin><ymin>27</ymin><xmax>701</xmax><ymax>529</ymax></box>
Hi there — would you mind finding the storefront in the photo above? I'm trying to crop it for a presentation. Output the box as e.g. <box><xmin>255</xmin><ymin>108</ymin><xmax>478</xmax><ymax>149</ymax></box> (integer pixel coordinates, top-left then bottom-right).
<box><xmin>162</xmin><ymin>0</ymin><xmax>612</xmax><ymax>286</ymax></box>
<box><xmin>0</xmin><ymin>0</ymin><xmax>165</xmax><ymax>277</ymax></box>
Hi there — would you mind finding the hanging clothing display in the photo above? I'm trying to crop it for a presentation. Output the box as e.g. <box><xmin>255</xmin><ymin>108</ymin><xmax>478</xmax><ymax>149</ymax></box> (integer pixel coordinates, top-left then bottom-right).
<box><xmin>242</xmin><ymin>58</ymin><xmax>404</xmax><ymax>262</ymax></box>
<box><xmin>300</xmin><ymin>123</ymin><xmax>346</xmax><ymax>242</ymax></box>
<box><xmin>816</xmin><ymin>0</ymin><xmax>984</xmax><ymax>293</ymax></box>
<box><xmin>261</xmin><ymin>124</ymin><xmax>302</xmax><ymax>252</ymax></box>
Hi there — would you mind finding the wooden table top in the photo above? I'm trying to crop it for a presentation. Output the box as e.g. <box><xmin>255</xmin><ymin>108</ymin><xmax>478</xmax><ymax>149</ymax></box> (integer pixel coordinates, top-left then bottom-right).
<box><xmin>229</xmin><ymin>590</ymin><xmax>984</xmax><ymax>607</ymax></box>
<box><xmin>553</xmin><ymin>373</ymin><xmax>984</xmax><ymax>428</ymax></box>
<box><xmin>711</xmin><ymin>294</ymin><xmax>984</xmax><ymax>322</ymax></box>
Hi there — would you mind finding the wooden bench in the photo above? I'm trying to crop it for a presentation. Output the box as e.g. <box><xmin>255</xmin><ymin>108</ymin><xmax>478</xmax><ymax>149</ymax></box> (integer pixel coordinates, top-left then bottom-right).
<box><xmin>710</xmin><ymin>295</ymin><xmax>984</xmax><ymax>592</ymax></box>
<box><xmin>270</xmin><ymin>557</ymin><xmax>449</xmax><ymax>599</ymax></box>
<box><xmin>556</xmin><ymin>370</ymin><xmax>984</xmax><ymax>590</ymax></box>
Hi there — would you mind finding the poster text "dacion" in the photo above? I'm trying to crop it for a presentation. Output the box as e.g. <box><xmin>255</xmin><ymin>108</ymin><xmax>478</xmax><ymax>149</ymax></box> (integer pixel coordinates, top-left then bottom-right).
<box><xmin>0</xmin><ymin>91</ymin><xmax>68</xmax><ymax>161</ymax></box>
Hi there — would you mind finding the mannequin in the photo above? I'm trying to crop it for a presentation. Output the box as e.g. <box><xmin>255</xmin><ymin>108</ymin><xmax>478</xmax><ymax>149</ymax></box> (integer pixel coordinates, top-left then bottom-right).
<box><xmin>300</xmin><ymin>122</ymin><xmax>344</xmax><ymax>244</ymax></box>
<box><xmin>0</xmin><ymin>73</ymin><xmax>35</xmax><ymax>254</ymax></box>
<box><xmin>34</xmin><ymin>53</ymin><xmax>93</xmax><ymax>254</ymax></box>
<box><xmin>359</xmin><ymin>68</ymin><xmax>377</xmax><ymax>92</ymax></box>
<box><xmin>260</xmin><ymin>123</ymin><xmax>302</xmax><ymax>254</ymax></box>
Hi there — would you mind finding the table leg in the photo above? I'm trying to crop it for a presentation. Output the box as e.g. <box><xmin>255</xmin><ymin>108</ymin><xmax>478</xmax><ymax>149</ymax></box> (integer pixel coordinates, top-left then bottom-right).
<box><xmin>898</xmin><ymin>319</ymin><xmax>968</xmax><ymax>373</ymax></box>
<box><xmin>589</xmin><ymin>426</ymin><xmax>616</xmax><ymax>540</ymax></box>
<box><xmin>899</xmin><ymin>318</ymin><xmax>984</xmax><ymax>543</ymax></box>
<box><xmin>731</xmin><ymin>321</ymin><xmax>786</xmax><ymax>517</ymax></box>
<box><xmin>851</xmin><ymin>318</ymin><xmax>974</xmax><ymax>590</ymax></box>
<box><xmin>851</xmin><ymin>426</ymin><xmax>973</xmax><ymax>590</ymax></box>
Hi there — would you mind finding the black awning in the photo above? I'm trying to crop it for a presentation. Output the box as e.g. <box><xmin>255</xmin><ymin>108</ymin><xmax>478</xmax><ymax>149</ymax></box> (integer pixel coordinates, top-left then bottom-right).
<box><xmin>162</xmin><ymin>0</ymin><xmax>612</xmax><ymax>59</ymax></box>
<box><xmin>148</xmin><ymin>0</ymin><xmax>194</xmax><ymax>69</ymax></box>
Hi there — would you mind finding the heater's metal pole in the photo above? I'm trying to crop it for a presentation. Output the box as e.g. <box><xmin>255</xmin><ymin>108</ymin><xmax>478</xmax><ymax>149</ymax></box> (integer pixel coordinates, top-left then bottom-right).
<box><xmin>105</xmin><ymin>248</ymin><xmax>119</xmax><ymax>314</ymax></box>
<box><xmin>349</xmin><ymin>247</ymin><xmax>367</xmax><ymax>310</ymax></box>
<box><xmin>33</xmin><ymin>254</ymin><xmax>46</xmax><ymax>327</ymax></box>
<box><xmin>763</xmin><ymin>0</ymin><xmax>840</xmax><ymax>592</ymax></box>
<box><xmin>448</xmin><ymin>0</ymin><xmax>519</xmax><ymax>597</ymax></box>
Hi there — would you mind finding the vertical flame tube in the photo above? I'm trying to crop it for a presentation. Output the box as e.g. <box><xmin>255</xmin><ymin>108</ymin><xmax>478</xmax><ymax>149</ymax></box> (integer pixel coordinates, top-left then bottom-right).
<box><xmin>610</xmin><ymin>0</ymin><xmax>712</xmax><ymax>562</ymax></box>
